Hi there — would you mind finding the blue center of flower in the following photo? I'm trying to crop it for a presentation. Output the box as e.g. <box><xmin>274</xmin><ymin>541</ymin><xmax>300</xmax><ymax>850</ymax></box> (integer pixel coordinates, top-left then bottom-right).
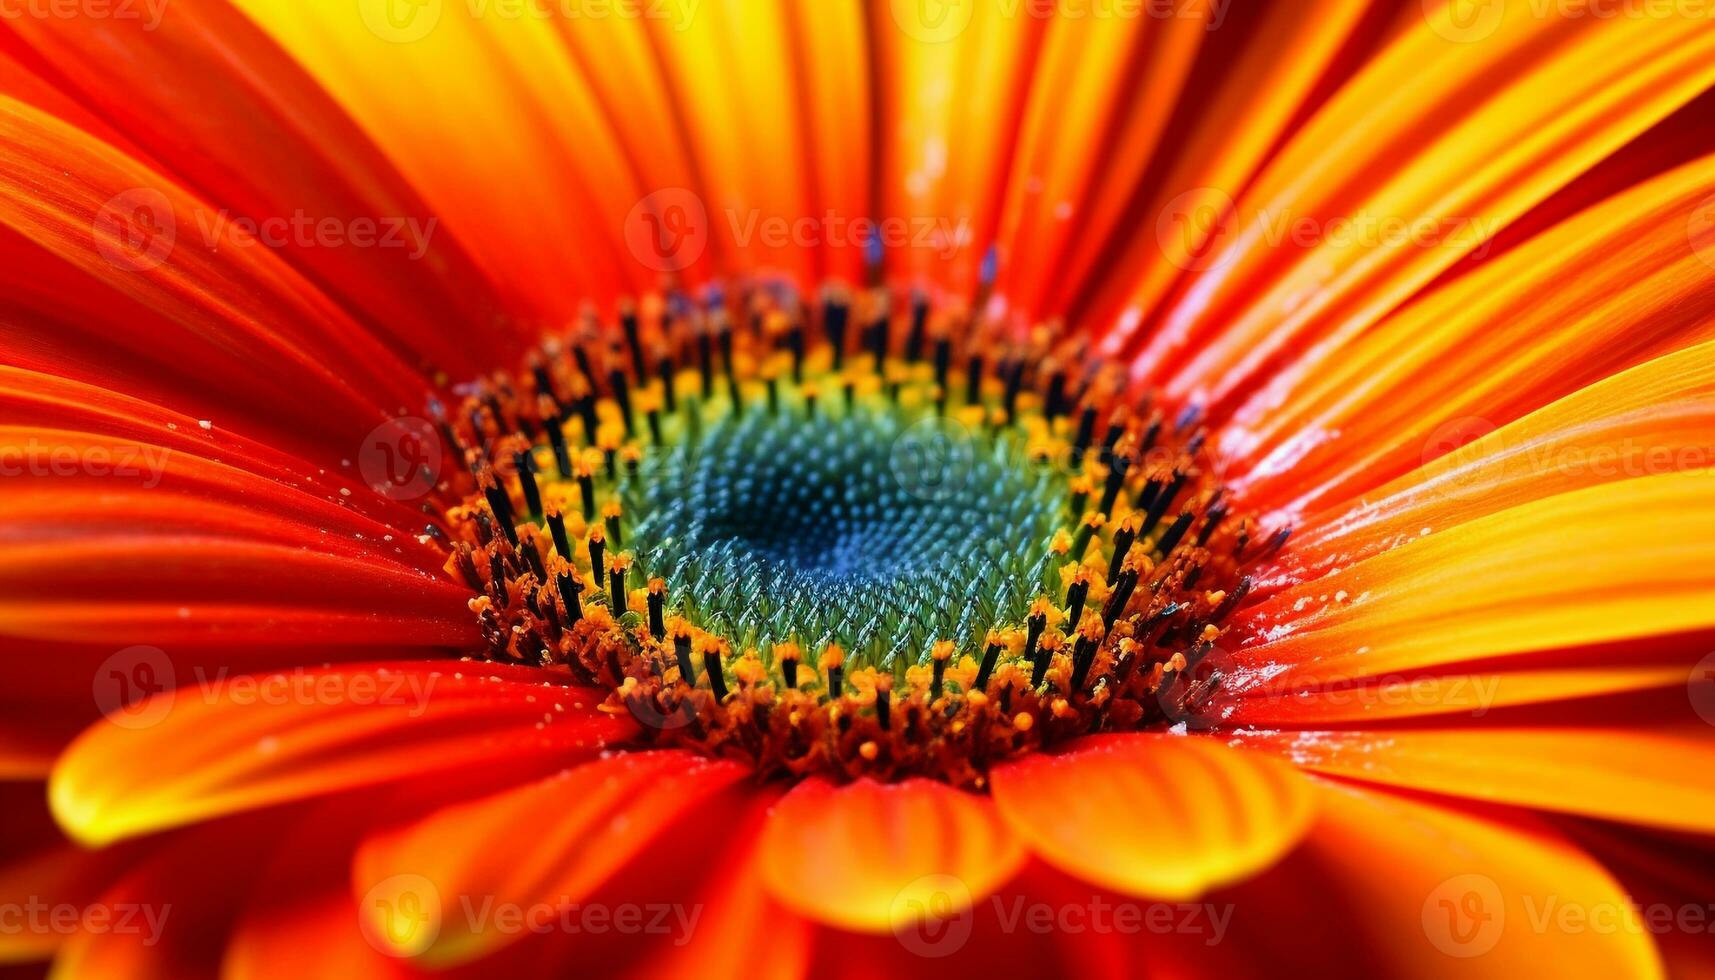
<box><xmin>622</xmin><ymin>401</ymin><xmax>1069</xmax><ymax>666</ymax></box>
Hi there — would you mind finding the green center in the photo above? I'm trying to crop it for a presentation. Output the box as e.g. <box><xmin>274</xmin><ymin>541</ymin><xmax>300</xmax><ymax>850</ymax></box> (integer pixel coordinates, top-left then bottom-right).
<box><xmin>621</xmin><ymin>395</ymin><xmax>1071</xmax><ymax>668</ymax></box>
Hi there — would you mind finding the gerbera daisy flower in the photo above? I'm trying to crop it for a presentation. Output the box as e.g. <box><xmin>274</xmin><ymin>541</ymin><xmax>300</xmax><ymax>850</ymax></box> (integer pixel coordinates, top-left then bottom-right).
<box><xmin>2</xmin><ymin>0</ymin><xmax>1714</xmax><ymax>976</ymax></box>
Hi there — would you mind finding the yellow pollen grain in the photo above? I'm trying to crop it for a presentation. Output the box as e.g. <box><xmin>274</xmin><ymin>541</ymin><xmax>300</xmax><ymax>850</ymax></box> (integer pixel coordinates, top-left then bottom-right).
<box><xmin>1013</xmin><ymin>712</ymin><xmax>1035</xmax><ymax>732</ymax></box>
<box><xmin>859</xmin><ymin>741</ymin><xmax>879</xmax><ymax>761</ymax></box>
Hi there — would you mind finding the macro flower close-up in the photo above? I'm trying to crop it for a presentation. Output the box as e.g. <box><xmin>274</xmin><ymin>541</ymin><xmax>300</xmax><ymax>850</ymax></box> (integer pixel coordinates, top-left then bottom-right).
<box><xmin>4</xmin><ymin>0</ymin><xmax>1715</xmax><ymax>976</ymax></box>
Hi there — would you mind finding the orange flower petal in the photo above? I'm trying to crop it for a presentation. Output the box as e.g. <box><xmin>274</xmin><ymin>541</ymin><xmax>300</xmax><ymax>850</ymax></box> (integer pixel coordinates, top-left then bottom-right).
<box><xmin>1286</xmin><ymin>781</ymin><xmax>1662</xmax><ymax>978</ymax></box>
<box><xmin>1232</xmin><ymin>158</ymin><xmax>1715</xmax><ymax>517</ymax></box>
<box><xmin>0</xmin><ymin>783</ymin><xmax>120</xmax><ymax>964</ymax></box>
<box><xmin>757</xmin><ymin>777</ymin><xmax>1025</xmax><ymax>933</ymax></box>
<box><xmin>1075</xmin><ymin>0</ymin><xmax>1372</xmax><ymax>333</ymax></box>
<box><xmin>990</xmin><ymin>733</ymin><xmax>1313</xmax><ymax>900</ymax></box>
<box><xmin>623</xmin><ymin>787</ymin><xmax>809</xmax><ymax>980</ymax></box>
<box><xmin>351</xmin><ymin>750</ymin><xmax>747</xmax><ymax>966</ymax></box>
<box><xmin>1234</xmin><ymin>725</ymin><xmax>1715</xmax><ymax>833</ymax></box>
<box><xmin>1141</xmin><ymin>2</ymin><xmax>1715</xmax><ymax>411</ymax></box>
<box><xmin>1273</xmin><ymin>334</ymin><xmax>1715</xmax><ymax>588</ymax></box>
<box><xmin>0</xmin><ymin>97</ymin><xmax>429</xmax><ymax>457</ymax></box>
<box><xmin>1222</xmin><ymin>664</ymin><xmax>1686</xmax><ymax>726</ymax></box>
<box><xmin>49</xmin><ymin>663</ymin><xmax>632</xmax><ymax>846</ymax></box>
<box><xmin>1234</xmin><ymin>470</ymin><xmax>1715</xmax><ymax>684</ymax></box>
<box><xmin>3</xmin><ymin>2</ymin><xmax>519</xmax><ymax>379</ymax></box>
<box><xmin>47</xmin><ymin>812</ymin><xmax>296</xmax><ymax>980</ymax></box>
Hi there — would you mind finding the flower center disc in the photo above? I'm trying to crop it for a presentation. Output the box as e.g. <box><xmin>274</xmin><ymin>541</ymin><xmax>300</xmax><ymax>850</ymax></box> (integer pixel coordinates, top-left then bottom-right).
<box><xmin>624</xmin><ymin>401</ymin><xmax>1065</xmax><ymax>662</ymax></box>
<box><xmin>439</xmin><ymin>288</ymin><xmax>1278</xmax><ymax>787</ymax></box>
